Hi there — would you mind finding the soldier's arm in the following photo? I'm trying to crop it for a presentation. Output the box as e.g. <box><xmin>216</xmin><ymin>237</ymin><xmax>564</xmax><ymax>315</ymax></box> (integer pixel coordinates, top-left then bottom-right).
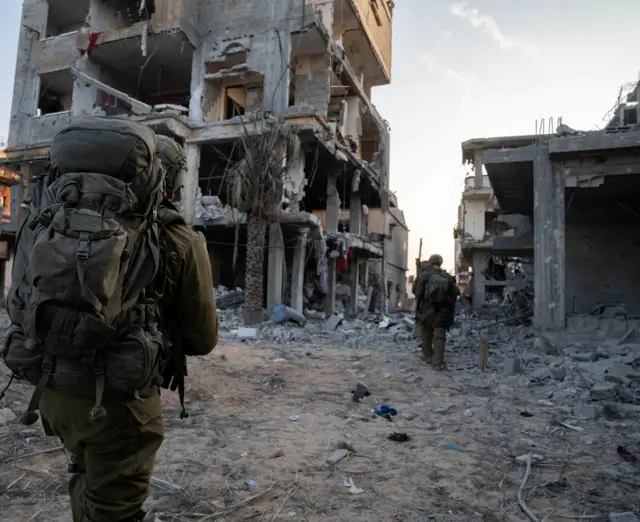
<box><xmin>414</xmin><ymin>275</ymin><xmax>425</xmax><ymax>304</ymax></box>
<box><xmin>175</xmin><ymin>233</ymin><xmax>219</xmax><ymax>356</ymax></box>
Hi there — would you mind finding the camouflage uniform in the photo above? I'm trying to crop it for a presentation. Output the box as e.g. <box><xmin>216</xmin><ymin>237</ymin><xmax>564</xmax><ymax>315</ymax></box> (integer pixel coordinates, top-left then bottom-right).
<box><xmin>414</xmin><ymin>255</ymin><xmax>459</xmax><ymax>370</ymax></box>
<box><xmin>37</xmin><ymin>139</ymin><xmax>219</xmax><ymax>522</ymax></box>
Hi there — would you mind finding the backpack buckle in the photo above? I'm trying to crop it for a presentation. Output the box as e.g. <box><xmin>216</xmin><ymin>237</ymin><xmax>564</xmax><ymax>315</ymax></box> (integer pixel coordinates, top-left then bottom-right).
<box><xmin>76</xmin><ymin>238</ymin><xmax>90</xmax><ymax>260</ymax></box>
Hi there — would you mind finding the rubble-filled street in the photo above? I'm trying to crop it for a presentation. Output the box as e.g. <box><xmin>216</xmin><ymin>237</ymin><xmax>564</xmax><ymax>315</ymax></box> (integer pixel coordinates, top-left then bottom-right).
<box><xmin>1</xmin><ymin>303</ymin><xmax>639</xmax><ymax>522</ymax></box>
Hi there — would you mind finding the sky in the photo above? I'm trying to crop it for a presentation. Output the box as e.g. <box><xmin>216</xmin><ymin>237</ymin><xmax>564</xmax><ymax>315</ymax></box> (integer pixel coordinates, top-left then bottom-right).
<box><xmin>1</xmin><ymin>2</ymin><xmax>639</xmax><ymax>273</ymax></box>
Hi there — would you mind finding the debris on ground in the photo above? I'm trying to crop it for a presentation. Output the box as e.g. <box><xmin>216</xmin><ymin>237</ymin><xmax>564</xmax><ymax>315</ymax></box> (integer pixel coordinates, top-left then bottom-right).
<box><xmin>1</xmin><ymin>300</ymin><xmax>640</xmax><ymax>521</ymax></box>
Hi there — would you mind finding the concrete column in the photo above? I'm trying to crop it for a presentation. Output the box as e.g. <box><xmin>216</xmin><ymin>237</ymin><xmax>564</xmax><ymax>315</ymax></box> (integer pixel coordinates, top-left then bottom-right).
<box><xmin>72</xmin><ymin>58</ymin><xmax>101</xmax><ymax>116</ymax></box>
<box><xmin>263</xmin><ymin>7</ymin><xmax>291</xmax><ymax>115</ymax></box>
<box><xmin>381</xmin><ymin>190</ymin><xmax>390</xmax><ymax>315</ymax></box>
<box><xmin>181</xmin><ymin>143</ymin><xmax>201</xmax><ymax>226</ymax></box>
<box><xmin>349</xmin><ymin>257</ymin><xmax>360</xmax><ymax>317</ymax></box>
<box><xmin>326</xmin><ymin>171</ymin><xmax>340</xmax><ymax>233</ymax></box>
<box><xmin>188</xmin><ymin>43</ymin><xmax>205</xmax><ymax>122</ymax></box>
<box><xmin>349</xmin><ymin>190</ymin><xmax>362</xmax><ymax>235</ymax></box>
<box><xmin>325</xmin><ymin>171</ymin><xmax>340</xmax><ymax>314</ymax></box>
<box><xmin>290</xmin><ymin>228</ymin><xmax>308</xmax><ymax>313</ymax></box>
<box><xmin>285</xmin><ymin>136</ymin><xmax>306</xmax><ymax>211</ymax></box>
<box><xmin>9</xmin><ymin>1</ymin><xmax>48</xmax><ymax>148</ymax></box>
<box><xmin>471</xmin><ymin>251</ymin><xmax>488</xmax><ymax>309</ymax></box>
<box><xmin>267</xmin><ymin>222</ymin><xmax>285</xmax><ymax>311</ymax></box>
<box><xmin>473</xmin><ymin>149</ymin><xmax>484</xmax><ymax>189</ymax></box>
<box><xmin>534</xmin><ymin>145</ymin><xmax>565</xmax><ymax>329</ymax></box>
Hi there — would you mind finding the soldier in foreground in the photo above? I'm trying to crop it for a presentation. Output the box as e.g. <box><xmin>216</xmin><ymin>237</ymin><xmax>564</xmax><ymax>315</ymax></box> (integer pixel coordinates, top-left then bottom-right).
<box><xmin>2</xmin><ymin>118</ymin><xmax>218</xmax><ymax>522</ymax></box>
<box><xmin>414</xmin><ymin>254</ymin><xmax>459</xmax><ymax>370</ymax></box>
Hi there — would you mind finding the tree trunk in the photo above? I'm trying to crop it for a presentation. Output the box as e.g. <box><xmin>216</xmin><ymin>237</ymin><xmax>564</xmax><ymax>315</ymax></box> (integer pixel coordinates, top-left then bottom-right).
<box><xmin>244</xmin><ymin>213</ymin><xmax>267</xmax><ymax>325</ymax></box>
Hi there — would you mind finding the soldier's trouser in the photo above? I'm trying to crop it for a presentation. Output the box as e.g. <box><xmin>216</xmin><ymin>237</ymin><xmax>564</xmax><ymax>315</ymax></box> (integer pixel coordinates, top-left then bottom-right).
<box><xmin>420</xmin><ymin>316</ymin><xmax>446</xmax><ymax>367</ymax></box>
<box><xmin>432</xmin><ymin>327</ymin><xmax>447</xmax><ymax>367</ymax></box>
<box><xmin>420</xmin><ymin>321</ymin><xmax>434</xmax><ymax>359</ymax></box>
<box><xmin>40</xmin><ymin>390</ymin><xmax>164</xmax><ymax>522</ymax></box>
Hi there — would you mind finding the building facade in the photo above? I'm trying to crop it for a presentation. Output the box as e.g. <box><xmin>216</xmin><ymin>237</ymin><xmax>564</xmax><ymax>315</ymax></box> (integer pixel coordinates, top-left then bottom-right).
<box><xmin>3</xmin><ymin>0</ymin><xmax>400</xmax><ymax>317</ymax></box>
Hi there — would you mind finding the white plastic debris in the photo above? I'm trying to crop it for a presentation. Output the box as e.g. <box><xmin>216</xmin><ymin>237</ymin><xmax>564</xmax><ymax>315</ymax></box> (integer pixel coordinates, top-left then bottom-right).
<box><xmin>344</xmin><ymin>477</ymin><xmax>364</xmax><ymax>494</ymax></box>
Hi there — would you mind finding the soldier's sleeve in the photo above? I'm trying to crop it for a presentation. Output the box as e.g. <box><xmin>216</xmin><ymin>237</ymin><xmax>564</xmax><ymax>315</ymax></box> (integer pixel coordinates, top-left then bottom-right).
<box><xmin>176</xmin><ymin>232</ymin><xmax>219</xmax><ymax>356</ymax></box>
<box><xmin>414</xmin><ymin>274</ymin><xmax>424</xmax><ymax>304</ymax></box>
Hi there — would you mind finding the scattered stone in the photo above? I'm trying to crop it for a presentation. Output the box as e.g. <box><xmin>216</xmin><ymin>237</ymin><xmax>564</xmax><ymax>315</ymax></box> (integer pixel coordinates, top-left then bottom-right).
<box><xmin>522</xmin><ymin>353</ymin><xmax>542</xmax><ymax>364</ymax></box>
<box><xmin>400</xmin><ymin>412</ymin><xmax>418</xmax><ymax>421</ymax></box>
<box><xmin>235</xmin><ymin>327</ymin><xmax>258</xmax><ymax>340</ymax></box>
<box><xmin>515</xmin><ymin>453</ymin><xmax>544</xmax><ymax>465</ymax></box>
<box><xmin>550</xmin><ymin>364</ymin><xmax>567</xmax><ymax>382</ymax></box>
<box><xmin>534</xmin><ymin>335</ymin><xmax>561</xmax><ymax>355</ymax></box>
<box><xmin>531</xmin><ymin>368</ymin><xmax>552</xmax><ymax>382</ymax></box>
<box><xmin>0</xmin><ymin>407</ymin><xmax>17</xmax><ymax>426</ymax></box>
<box><xmin>604</xmin><ymin>364</ymin><xmax>640</xmax><ymax>386</ymax></box>
<box><xmin>503</xmin><ymin>357</ymin><xmax>523</xmax><ymax>375</ymax></box>
<box><xmin>569</xmin><ymin>351</ymin><xmax>599</xmax><ymax>362</ymax></box>
<box><xmin>326</xmin><ymin>449</ymin><xmax>350</xmax><ymax>465</ymax></box>
<box><xmin>324</xmin><ymin>313</ymin><xmax>343</xmax><ymax>331</ymax></box>
<box><xmin>590</xmin><ymin>383</ymin><xmax>619</xmax><ymax>401</ymax></box>
<box><xmin>573</xmin><ymin>404</ymin><xmax>602</xmax><ymax>420</ymax></box>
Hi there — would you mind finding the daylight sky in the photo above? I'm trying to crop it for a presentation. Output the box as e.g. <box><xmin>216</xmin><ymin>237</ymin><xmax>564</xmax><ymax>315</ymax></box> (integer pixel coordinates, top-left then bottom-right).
<box><xmin>1</xmin><ymin>1</ymin><xmax>639</xmax><ymax>273</ymax></box>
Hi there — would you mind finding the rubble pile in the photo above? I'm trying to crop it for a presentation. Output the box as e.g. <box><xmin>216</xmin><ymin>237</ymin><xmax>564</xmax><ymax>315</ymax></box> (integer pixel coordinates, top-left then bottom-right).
<box><xmin>213</xmin><ymin>284</ymin><xmax>639</xmax><ymax>414</ymax></box>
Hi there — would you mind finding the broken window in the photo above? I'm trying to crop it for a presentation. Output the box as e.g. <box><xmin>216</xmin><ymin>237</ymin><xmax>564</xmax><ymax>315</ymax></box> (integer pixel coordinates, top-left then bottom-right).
<box><xmin>224</xmin><ymin>86</ymin><xmax>247</xmax><ymax>119</ymax></box>
<box><xmin>45</xmin><ymin>0</ymin><xmax>89</xmax><ymax>38</ymax></box>
<box><xmin>102</xmin><ymin>0</ymin><xmax>156</xmax><ymax>27</ymax></box>
<box><xmin>37</xmin><ymin>70</ymin><xmax>74</xmax><ymax>116</ymax></box>
<box><xmin>204</xmin><ymin>52</ymin><xmax>265</xmax><ymax>122</ymax></box>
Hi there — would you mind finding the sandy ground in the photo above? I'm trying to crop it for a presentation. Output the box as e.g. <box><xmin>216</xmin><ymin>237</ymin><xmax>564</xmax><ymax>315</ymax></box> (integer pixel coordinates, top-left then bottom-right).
<box><xmin>1</xmin><ymin>334</ymin><xmax>639</xmax><ymax>522</ymax></box>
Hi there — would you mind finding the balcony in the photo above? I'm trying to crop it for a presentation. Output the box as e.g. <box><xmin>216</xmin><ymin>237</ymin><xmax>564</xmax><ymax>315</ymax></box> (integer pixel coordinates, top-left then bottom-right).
<box><xmin>333</xmin><ymin>0</ymin><xmax>393</xmax><ymax>86</ymax></box>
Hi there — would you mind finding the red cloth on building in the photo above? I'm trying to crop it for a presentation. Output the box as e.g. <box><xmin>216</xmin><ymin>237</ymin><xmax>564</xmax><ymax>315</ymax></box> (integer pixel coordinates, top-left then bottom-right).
<box><xmin>336</xmin><ymin>256</ymin><xmax>348</xmax><ymax>274</ymax></box>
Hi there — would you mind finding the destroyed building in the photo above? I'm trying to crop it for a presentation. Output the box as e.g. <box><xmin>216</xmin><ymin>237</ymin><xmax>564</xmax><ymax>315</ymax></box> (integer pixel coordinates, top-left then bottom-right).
<box><xmin>458</xmin><ymin>80</ymin><xmax>640</xmax><ymax>330</ymax></box>
<box><xmin>0</xmin><ymin>0</ymin><xmax>408</xmax><ymax>318</ymax></box>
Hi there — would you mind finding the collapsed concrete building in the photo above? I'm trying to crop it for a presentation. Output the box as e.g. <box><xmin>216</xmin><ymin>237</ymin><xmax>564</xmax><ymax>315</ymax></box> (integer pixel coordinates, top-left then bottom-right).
<box><xmin>458</xmin><ymin>81</ymin><xmax>640</xmax><ymax>330</ymax></box>
<box><xmin>0</xmin><ymin>0</ymin><xmax>408</xmax><ymax>318</ymax></box>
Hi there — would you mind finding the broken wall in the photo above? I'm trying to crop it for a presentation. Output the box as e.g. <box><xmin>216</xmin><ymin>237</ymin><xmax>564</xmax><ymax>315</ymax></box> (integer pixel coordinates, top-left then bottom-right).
<box><xmin>566</xmin><ymin>225</ymin><xmax>640</xmax><ymax>314</ymax></box>
<box><xmin>462</xmin><ymin>198</ymin><xmax>492</xmax><ymax>241</ymax></box>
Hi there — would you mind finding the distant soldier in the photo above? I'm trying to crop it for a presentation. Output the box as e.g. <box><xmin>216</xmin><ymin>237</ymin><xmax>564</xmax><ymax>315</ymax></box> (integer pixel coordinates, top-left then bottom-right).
<box><xmin>414</xmin><ymin>254</ymin><xmax>459</xmax><ymax>370</ymax></box>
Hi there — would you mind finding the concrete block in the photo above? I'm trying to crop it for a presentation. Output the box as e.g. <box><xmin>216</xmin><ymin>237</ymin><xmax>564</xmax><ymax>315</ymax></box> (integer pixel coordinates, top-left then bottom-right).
<box><xmin>569</xmin><ymin>351</ymin><xmax>599</xmax><ymax>362</ymax></box>
<box><xmin>590</xmin><ymin>383</ymin><xmax>618</xmax><ymax>401</ymax></box>
<box><xmin>550</xmin><ymin>364</ymin><xmax>567</xmax><ymax>382</ymax></box>
<box><xmin>324</xmin><ymin>313</ymin><xmax>343</xmax><ymax>331</ymax></box>
<box><xmin>531</xmin><ymin>368</ymin><xmax>552</xmax><ymax>382</ymax></box>
<box><xmin>236</xmin><ymin>327</ymin><xmax>258</xmax><ymax>340</ymax></box>
<box><xmin>326</xmin><ymin>449</ymin><xmax>350</xmax><ymax>465</ymax></box>
<box><xmin>503</xmin><ymin>357</ymin><xmax>523</xmax><ymax>375</ymax></box>
<box><xmin>573</xmin><ymin>404</ymin><xmax>602</xmax><ymax>420</ymax></box>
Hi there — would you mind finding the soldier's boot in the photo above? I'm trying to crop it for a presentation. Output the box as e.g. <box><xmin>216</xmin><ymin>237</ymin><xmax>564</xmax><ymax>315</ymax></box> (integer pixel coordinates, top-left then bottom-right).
<box><xmin>432</xmin><ymin>327</ymin><xmax>447</xmax><ymax>371</ymax></box>
<box><xmin>421</xmin><ymin>326</ymin><xmax>434</xmax><ymax>363</ymax></box>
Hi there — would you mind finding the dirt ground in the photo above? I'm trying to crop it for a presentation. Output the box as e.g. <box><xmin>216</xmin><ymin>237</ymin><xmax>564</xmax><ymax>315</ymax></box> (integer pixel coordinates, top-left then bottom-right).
<box><xmin>1</xmin><ymin>335</ymin><xmax>639</xmax><ymax>522</ymax></box>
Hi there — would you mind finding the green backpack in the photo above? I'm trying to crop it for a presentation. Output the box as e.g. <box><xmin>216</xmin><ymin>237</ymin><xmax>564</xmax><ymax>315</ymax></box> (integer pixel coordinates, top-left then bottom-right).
<box><xmin>2</xmin><ymin>117</ymin><xmax>169</xmax><ymax>425</ymax></box>
<box><xmin>423</xmin><ymin>270</ymin><xmax>453</xmax><ymax>306</ymax></box>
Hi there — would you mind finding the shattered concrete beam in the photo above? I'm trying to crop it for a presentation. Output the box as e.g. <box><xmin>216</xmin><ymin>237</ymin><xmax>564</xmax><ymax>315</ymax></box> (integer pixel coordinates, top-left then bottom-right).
<box><xmin>71</xmin><ymin>69</ymin><xmax>152</xmax><ymax>115</ymax></box>
<box><xmin>483</xmin><ymin>144</ymin><xmax>537</xmax><ymax>165</ymax></box>
<box><xmin>549</xmin><ymin>130</ymin><xmax>640</xmax><ymax>155</ymax></box>
<box><xmin>187</xmin><ymin>117</ymin><xmax>273</xmax><ymax>144</ymax></box>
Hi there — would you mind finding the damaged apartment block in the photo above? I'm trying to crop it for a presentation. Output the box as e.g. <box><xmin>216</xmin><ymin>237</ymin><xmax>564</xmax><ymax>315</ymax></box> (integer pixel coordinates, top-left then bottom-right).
<box><xmin>2</xmin><ymin>0</ymin><xmax>408</xmax><ymax>322</ymax></box>
<box><xmin>458</xmin><ymin>80</ymin><xmax>640</xmax><ymax>331</ymax></box>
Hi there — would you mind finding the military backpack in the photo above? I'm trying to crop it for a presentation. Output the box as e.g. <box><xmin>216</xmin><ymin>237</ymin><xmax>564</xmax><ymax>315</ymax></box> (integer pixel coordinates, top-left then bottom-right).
<box><xmin>1</xmin><ymin>117</ymin><xmax>171</xmax><ymax>425</ymax></box>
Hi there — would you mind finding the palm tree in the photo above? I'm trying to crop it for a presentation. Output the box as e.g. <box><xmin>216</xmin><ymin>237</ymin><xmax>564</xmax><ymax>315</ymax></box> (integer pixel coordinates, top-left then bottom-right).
<box><xmin>228</xmin><ymin>117</ymin><xmax>293</xmax><ymax>325</ymax></box>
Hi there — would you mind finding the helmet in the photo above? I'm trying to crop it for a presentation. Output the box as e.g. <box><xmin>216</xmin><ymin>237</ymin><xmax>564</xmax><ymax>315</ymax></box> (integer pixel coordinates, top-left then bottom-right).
<box><xmin>156</xmin><ymin>135</ymin><xmax>186</xmax><ymax>193</ymax></box>
<box><xmin>428</xmin><ymin>254</ymin><xmax>443</xmax><ymax>267</ymax></box>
